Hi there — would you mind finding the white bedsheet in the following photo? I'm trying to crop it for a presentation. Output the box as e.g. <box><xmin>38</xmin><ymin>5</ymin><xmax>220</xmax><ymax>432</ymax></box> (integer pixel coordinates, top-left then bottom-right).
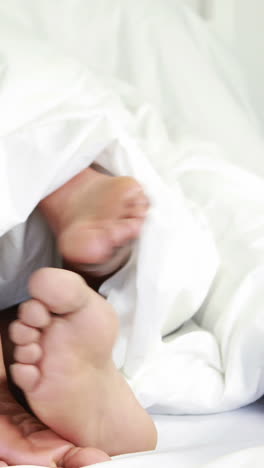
<box><xmin>1</xmin><ymin>2</ymin><xmax>264</xmax><ymax>464</ymax></box>
<box><xmin>106</xmin><ymin>399</ymin><xmax>264</xmax><ymax>467</ymax></box>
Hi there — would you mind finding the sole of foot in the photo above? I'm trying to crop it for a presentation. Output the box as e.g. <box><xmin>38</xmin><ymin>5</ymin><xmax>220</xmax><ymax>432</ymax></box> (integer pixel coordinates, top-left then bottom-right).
<box><xmin>39</xmin><ymin>167</ymin><xmax>149</xmax><ymax>278</ymax></box>
<box><xmin>9</xmin><ymin>268</ymin><xmax>157</xmax><ymax>456</ymax></box>
<box><xmin>0</xmin><ymin>377</ymin><xmax>110</xmax><ymax>468</ymax></box>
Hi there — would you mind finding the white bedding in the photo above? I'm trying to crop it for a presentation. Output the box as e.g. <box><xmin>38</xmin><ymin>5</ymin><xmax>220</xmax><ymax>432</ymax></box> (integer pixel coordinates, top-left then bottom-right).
<box><xmin>108</xmin><ymin>399</ymin><xmax>264</xmax><ymax>467</ymax></box>
<box><xmin>1</xmin><ymin>1</ymin><xmax>264</xmax><ymax>466</ymax></box>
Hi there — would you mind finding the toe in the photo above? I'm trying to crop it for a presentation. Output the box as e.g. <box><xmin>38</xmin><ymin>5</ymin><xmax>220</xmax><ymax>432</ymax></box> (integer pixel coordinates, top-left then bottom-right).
<box><xmin>19</xmin><ymin>299</ymin><xmax>51</xmax><ymax>329</ymax></box>
<box><xmin>120</xmin><ymin>177</ymin><xmax>144</xmax><ymax>199</ymax></box>
<box><xmin>14</xmin><ymin>343</ymin><xmax>42</xmax><ymax>364</ymax></box>
<box><xmin>61</xmin><ymin>446</ymin><xmax>110</xmax><ymax>468</ymax></box>
<box><xmin>10</xmin><ymin>363</ymin><xmax>40</xmax><ymax>392</ymax></box>
<box><xmin>128</xmin><ymin>189</ymin><xmax>148</xmax><ymax>203</ymax></box>
<box><xmin>122</xmin><ymin>180</ymin><xmax>148</xmax><ymax>202</ymax></box>
<box><xmin>28</xmin><ymin>268</ymin><xmax>91</xmax><ymax>315</ymax></box>
<box><xmin>9</xmin><ymin>321</ymin><xmax>40</xmax><ymax>345</ymax></box>
<box><xmin>127</xmin><ymin>197</ymin><xmax>149</xmax><ymax>217</ymax></box>
<box><xmin>111</xmin><ymin>218</ymin><xmax>143</xmax><ymax>246</ymax></box>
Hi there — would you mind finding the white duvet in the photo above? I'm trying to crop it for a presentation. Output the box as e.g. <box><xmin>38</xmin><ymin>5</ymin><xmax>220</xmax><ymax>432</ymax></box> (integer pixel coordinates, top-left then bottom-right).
<box><xmin>1</xmin><ymin>0</ymin><xmax>264</xmax><ymax>464</ymax></box>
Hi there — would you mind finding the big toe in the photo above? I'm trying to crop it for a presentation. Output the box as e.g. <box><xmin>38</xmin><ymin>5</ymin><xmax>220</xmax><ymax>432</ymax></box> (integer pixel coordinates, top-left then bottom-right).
<box><xmin>28</xmin><ymin>268</ymin><xmax>89</xmax><ymax>315</ymax></box>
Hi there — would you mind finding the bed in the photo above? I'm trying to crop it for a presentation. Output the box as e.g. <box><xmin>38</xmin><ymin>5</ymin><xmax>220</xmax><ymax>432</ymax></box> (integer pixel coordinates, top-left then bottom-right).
<box><xmin>100</xmin><ymin>2</ymin><xmax>264</xmax><ymax>466</ymax></box>
<box><xmin>102</xmin><ymin>399</ymin><xmax>264</xmax><ymax>467</ymax></box>
<box><xmin>1</xmin><ymin>1</ymin><xmax>264</xmax><ymax>467</ymax></box>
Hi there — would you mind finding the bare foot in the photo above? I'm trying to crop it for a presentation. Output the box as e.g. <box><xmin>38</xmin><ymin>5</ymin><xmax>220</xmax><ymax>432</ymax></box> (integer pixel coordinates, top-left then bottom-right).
<box><xmin>9</xmin><ymin>268</ymin><xmax>157</xmax><ymax>456</ymax></box>
<box><xmin>39</xmin><ymin>167</ymin><xmax>149</xmax><ymax>277</ymax></box>
<box><xmin>0</xmin><ymin>378</ymin><xmax>110</xmax><ymax>467</ymax></box>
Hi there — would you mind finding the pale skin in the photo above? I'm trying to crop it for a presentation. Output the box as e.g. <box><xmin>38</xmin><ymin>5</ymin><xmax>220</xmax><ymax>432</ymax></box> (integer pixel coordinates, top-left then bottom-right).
<box><xmin>39</xmin><ymin>166</ymin><xmax>149</xmax><ymax>279</ymax></box>
<box><xmin>0</xmin><ymin>166</ymin><xmax>157</xmax><ymax>466</ymax></box>
<box><xmin>0</xmin><ymin>340</ymin><xmax>111</xmax><ymax>467</ymax></box>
